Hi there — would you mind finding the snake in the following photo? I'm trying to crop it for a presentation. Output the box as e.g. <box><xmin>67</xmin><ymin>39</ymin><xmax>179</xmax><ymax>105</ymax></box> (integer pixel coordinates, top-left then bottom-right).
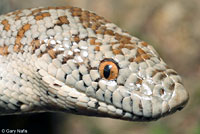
<box><xmin>0</xmin><ymin>6</ymin><xmax>189</xmax><ymax>121</ymax></box>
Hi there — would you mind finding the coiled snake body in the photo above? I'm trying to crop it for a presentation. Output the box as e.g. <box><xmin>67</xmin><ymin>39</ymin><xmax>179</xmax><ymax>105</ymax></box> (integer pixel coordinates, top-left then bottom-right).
<box><xmin>0</xmin><ymin>6</ymin><xmax>189</xmax><ymax>121</ymax></box>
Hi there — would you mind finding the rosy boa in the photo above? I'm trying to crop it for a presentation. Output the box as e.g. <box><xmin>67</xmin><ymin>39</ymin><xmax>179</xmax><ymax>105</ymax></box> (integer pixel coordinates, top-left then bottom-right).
<box><xmin>0</xmin><ymin>6</ymin><xmax>189</xmax><ymax>121</ymax></box>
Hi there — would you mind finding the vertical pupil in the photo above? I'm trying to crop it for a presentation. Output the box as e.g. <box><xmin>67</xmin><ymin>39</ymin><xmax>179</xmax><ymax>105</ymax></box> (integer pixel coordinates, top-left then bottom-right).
<box><xmin>103</xmin><ymin>65</ymin><xmax>112</xmax><ymax>78</ymax></box>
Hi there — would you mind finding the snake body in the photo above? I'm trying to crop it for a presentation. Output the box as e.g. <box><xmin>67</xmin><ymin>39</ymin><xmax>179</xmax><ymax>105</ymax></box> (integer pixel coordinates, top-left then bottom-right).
<box><xmin>0</xmin><ymin>6</ymin><xmax>189</xmax><ymax>121</ymax></box>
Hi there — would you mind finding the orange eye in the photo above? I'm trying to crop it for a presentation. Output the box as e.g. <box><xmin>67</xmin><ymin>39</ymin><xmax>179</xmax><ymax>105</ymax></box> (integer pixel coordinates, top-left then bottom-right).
<box><xmin>99</xmin><ymin>59</ymin><xmax>119</xmax><ymax>80</ymax></box>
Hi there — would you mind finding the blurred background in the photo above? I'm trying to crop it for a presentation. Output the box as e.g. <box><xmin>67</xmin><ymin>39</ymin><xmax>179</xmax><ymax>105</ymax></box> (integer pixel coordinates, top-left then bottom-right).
<box><xmin>0</xmin><ymin>0</ymin><xmax>199</xmax><ymax>134</ymax></box>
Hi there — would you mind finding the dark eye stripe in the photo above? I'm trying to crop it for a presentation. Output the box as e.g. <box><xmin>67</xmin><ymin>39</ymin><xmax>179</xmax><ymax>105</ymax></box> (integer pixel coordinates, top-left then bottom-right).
<box><xmin>103</xmin><ymin>65</ymin><xmax>112</xmax><ymax>79</ymax></box>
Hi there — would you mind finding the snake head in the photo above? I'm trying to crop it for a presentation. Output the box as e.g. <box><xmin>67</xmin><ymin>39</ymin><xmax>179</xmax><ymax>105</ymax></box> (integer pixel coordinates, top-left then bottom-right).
<box><xmin>37</xmin><ymin>32</ymin><xmax>189</xmax><ymax>121</ymax></box>
<box><xmin>31</xmin><ymin>7</ymin><xmax>189</xmax><ymax>121</ymax></box>
<box><xmin>0</xmin><ymin>7</ymin><xmax>188</xmax><ymax>121</ymax></box>
<box><xmin>39</xmin><ymin>39</ymin><xmax>189</xmax><ymax>121</ymax></box>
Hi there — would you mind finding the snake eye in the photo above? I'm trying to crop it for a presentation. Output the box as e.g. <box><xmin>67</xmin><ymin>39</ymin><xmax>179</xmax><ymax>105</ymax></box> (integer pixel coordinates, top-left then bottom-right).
<box><xmin>99</xmin><ymin>58</ymin><xmax>119</xmax><ymax>80</ymax></box>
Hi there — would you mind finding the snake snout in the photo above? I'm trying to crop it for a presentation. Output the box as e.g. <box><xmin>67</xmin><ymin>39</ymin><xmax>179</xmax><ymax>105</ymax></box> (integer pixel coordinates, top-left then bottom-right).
<box><xmin>168</xmin><ymin>83</ymin><xmax>189</xmax><ymax>112</ymax></box>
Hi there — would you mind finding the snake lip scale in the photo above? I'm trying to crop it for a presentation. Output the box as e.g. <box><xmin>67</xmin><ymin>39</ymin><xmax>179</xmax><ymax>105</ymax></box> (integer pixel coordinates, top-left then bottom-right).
<box><xmin>0</xmin><ymin>6</ymin><xmax>189</xmax><ymax>121</ymax></box>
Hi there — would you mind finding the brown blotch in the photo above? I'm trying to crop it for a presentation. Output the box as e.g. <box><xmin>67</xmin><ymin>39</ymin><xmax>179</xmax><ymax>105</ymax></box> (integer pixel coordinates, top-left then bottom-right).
<box><xmin>67</xmin><ymin>6</ymin><xmax>136</xmax><ymax>56</ymax></box>
<box><xmin>48</xmin><ymin>49</ymin><xmax>56</xmax><ymax>59</ymax></box>
<box><xmin>57</xmin><ymin>16</ymin><xmax>69</xmax><ymax>24</ymax></box>
<box><xmin>18</xmin><ymin>30</ymin><xmax>24</xmax><ymax>37</ymax></box>
<box><xmin>72</xmin><ymin>10</ymin><xmax>82</xmax><ymax>17</ymax></box>
<box><xmin>15</xmin><ymin>36</ymin><xmax>21</xmax><ymax>45</ymax></box>
<box><xmin>95</xmin><ymin>46</ymin><xmax>100</xmax><ymax>51</ymax></box>
<box><xmin>23</xmin><ymin>24</ymin><xmax>31</xmax><ymax>31</ymax></box>
<box><xmin>95</xmin><ymin>42</ymin><xmax>102</xmax><ymax>46</ymax></box>
<box><xmin>96</xmin><ymin>28</ymin><xmax>105</xmax><ymax>34</ymax></box>
<box><xmin>110</xmin><ymin>33</ymin><xmax>135</xmax><ymax>54</ymax></box>
<box><xmin>70</xmin><ymin>7</ymin><xmax>82</xmax><ymax>17</ymax></box>
<box><xmin>105</xmin><ymin>30</ymin><xmax>114</xmax><ymax>36</ymax></box>
<box><xmin>82</xmin><ymin>21</ymin><xmax>90</xmax><ymax>28</ymax></box>
<box><xmin>15</xmin><ymin>16</ymin><xmax>21</xmax><ymax>20</ymax></box>
<box><xmin>11</xmin><ymin>10</ymin><xmax>22</xmax><ymax>20</ymax></box>
<box><xmin>124</xmin><ymin>45</ymin><xmax>134</xmax><ymax>50</ymax></box>
<box><xmin>30</xmin><ymin>9</ymin><xmax>42</xmax><ymax>16</ymax></box>
<box><xmin>0</xmin><ymin>46</ymin><xmax>9</xmax><ymax>56</ymax></box>
<box><xmin>90</xmin><ymin>37</ymin><xmax>97</xmax><ymax>45</ymax></box>
<box><xmin>42</xmin><ymin>12</ymin><xmax>51</xmax><ymax>17</ymax></box>
<box><xmin>136</xmin><ymin>78</ymin><xmax>143</xmax><ymax>85</ymax></box>
<box><xmin>128</xmin><ymin>57</ymin><xmax>134</xmax><ymax>62</ymax></box>
<box><xmin>141</xmin><ymin>41</ymin><xmax>148</xmax><ymax>47</ymax></box>
<box><xmin>40</xmin><ymin>44</ymin><xmax>63</xmax><ymax>59</ymax></box>
<box><xmin>31</xmin><ymin>39</ymin><xmax>41</xmax><ymax>52</ymax></box>
<box><xmin>11</xmin><ymin>10</ymin><xmax>22</xmax><ymax>15</ymax></box>
<box><xmin>1</xmin><ymin>19</ymin><xmax>10</xmax><ymax>31</ymax></box>
<box><xmin>134</xmin><ymin>56</ymin><xmax>144</xmax><ymax>63</ymax></box>
<box><xmin>35</xmin><ymin>12</ymin><xmax>50</xmax><ymax>20</ymax></box>
<box><xmin>14</xmin><ymin>23</ymin><xmax>31</xmax><ymax>53</ymax></box>
<box><xmin>61</xmin><ymin>55</ymin><xmax>75</xmax><ymax>64</ymax></box>
<box><xmin>112</xmin><ymin>49</ymin><xmax>121</xmax><ymax>55</ymax></box>
<box><xmin>137</xmin><ymin>48</ymin><xmax>146</xmax><ymax>55</ymax></box>
<box><xmin>18</xmin><ymin>24</ymin><xmax>31</xmax><ymax>37</ymax></box>
<box><xmin>141</xmin><ymin>54</ymin><xmax>150</xmax><ymax>60</ymax></box>
<box><xmin>73</xmin><ymin>36</ymin><xmax>80</xmax><ymax>43</ymax></box>
<box><xmin>35</xmin><ymin>15</ymin><xmax>43</xmax><ymax>20</ymax></box>
<box><xmin>13</xmin><ymin>43</ymin><xmax>22</xmax><ymax>53</ymax></box>
<box><xmin>91</xmin><ymin>23</ymin><xmax>101</xmax><ymax>31</ymax></box>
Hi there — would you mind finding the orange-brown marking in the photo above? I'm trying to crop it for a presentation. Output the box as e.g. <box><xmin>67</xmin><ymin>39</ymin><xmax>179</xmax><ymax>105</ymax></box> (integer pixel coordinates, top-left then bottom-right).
<box><xmin>134</xmin><ymin>56</ymin><xmax>144</xmax><ymax>63</ymax></box>
<box><xmin>14</xmin><ymin>24</ymin><xmax>31</xmax><ymax>53</ymax></box>
<box><xmin>99</xmin><ymin>60</ymin><xmax>119</xmax><ymax>80</ymax></box>
<box><xmin>141</xmin><ymin>41</ymin><xmax>148</xmax><ymax>47</ymax></box>
<box><xmin>73</xmin><ymin>36</ymin><xmax>80</xmax><ymax>43</ymax></box>
<box><xmin>31</xmin><ymin>39</ymin><xmax>41</xmax><ymax>52</ymax></box>
<box><xmin>1</xmin><ymin>19</ymin><xmax>10</xmax><ymax>31</ymax></box>
<box><xmin>105</xmin><ymin>30</ymin><xmax>114</xmax><ymax>36</ymax></box>
<box><xmin>128</xmin><ymin>57</ymin><xmax>134</xmax><ymax>62</ymax></box>
<box><xmin>0</xmin><ymin>46</ymin><xmax>9</xmax><ymax>56</ymax></box>
<box><xmin>35</xmin><ymin>12</ymin><xmax>50</xmax><ymax>20</ymax></box>
<box><xmin>141</xmin><ymin>54</ymin><xmax>151</xmax><ymax>60</ymax></box>
<box><xmin>112</xmin><ymin>49</ymin><xmax>121</xmax><ymax>55</ymax></box>
<box><xmin>13</xmin><ymin>43</ymin><xmax>22</xmax><ymax>53</ymax></box>
<box><xmin>62</xmin><ymin>56</ymin><xmax>74</xmax><ymax>64</ymax></box>
<box><xmin>91</xmin><ymin>23</ymin><xmax>100</xmax><ymax>31</ymax></box>
<box><xmin>95</xmin><ymin>42</ymin><xmax>102</xmax><ymax>46</ymax></box>
<box><xmin>10</xmin><ymin>10</ymin><xmax>23</xmax><ymax>20</ymax></box>
<box><xmin>95</xmin><ymin>46</ymin><xmax>100</xmax><ymax>51</ymax></box>
<box><xmin>17</xmin><ymin>24</ymin><xmax>31</xmax><ymax>37</ymax></box>
<box><xmin>90</xmin><ymin>38</ymin><xmax>97</xmax><ymax>45</ymax></box>
<box><xmin>137</xmin><ymin>48</ymin><xmax>146</xmax><ymax>55</ymax></box>
<box><xmin>136</xmin><ymin>78</ymin><xmax>143</xmax><ymax>85</ymax></box>
<box><xmin>48</xmin><ymin>49</ymin><xmax>56</xmax><ymax>59</ymax></box>
<box><xmin>57</xmin><ymin>16</ymin><xmax>69</xmax><ymax>24</ymax></box>
<box><xmin>69</xmin><ymin>7</ymin><xmax>138</xmax><ymax>55</ymax></box>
